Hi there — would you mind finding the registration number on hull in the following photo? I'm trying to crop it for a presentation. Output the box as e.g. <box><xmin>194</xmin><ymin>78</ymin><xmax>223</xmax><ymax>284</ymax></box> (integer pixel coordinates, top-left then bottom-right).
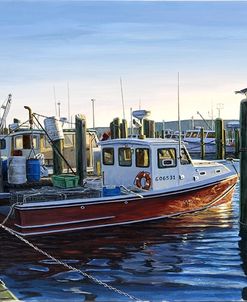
<box><xmin>155</xmin><ymin>175</ymin><xmax>176</xmax><ymax>181</ymax></box>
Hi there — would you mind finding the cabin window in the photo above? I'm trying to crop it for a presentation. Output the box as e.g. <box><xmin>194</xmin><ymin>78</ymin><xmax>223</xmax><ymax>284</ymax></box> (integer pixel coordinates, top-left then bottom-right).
<box><xmin>14</xmin><ymin>134</ymin><xmax>39</xmax><ymax>150</ymax></box>
<box><xmin>191</xmin><ymin>131</ymin><xmax>199</xmax><ymax>138</ymax></box>
<box><xmin>102</xmin><ymin>148</ymin><xmax>114</xmax><ymax>165</ymax></box>
<box><xmin>136</xmin><ymin>148</ymin><xmax>150</xmax><ymax>167</ymax></box>
<box><xmin>89</xmin><ymin>133</ymin><xmax>98</xmax><ymax>148</ymax></box>
<box><xmin>44</xmin><ymin>136</ymin><xmax>51</xmax><ymax>148</ymax></box>
<box><xmin>180</xmin><ymin>148</ymin><xmax>191</xmax><ymax>165</ymax></box>
<box><xmin>0</xmin><ymin>138</ymin><xmax>6</xmax><ymax>149</ymax></box>
<box><xmin>198</xmin><ymin>131</ymin><xmax>207</xmax><ymax>139</ymax></box>
<box><xmin>118</xmin><ymin>148</ymin><xmax>132</xmax><ymax>166</ymax></box>
<box><xmin>207</xmin><ymin>132</ymin><xmax>215</xmax><ymax>139</ymax></box>
<box><xmin>158</xmin><ymin>148</ymin><xmax>176</xmax><ymax>168</ymax></box>
<box><xmin>64</xmin><ymin>134</ymin><xmax>74</xmax><ymax>147</ymax></box>
<box><xmin>32</xmin><ymin>135</ymin><xmax>39</xmax><ymax>149</ymax></box>
<box><xmin>14</xmin><ymin>136</ymin><xmax>23</xmax><ymax>149</ymax></box>
<box><xmin>185</xmin><ymin>131</ymin><xmax>192</xmax><ymax>138</ymax></box>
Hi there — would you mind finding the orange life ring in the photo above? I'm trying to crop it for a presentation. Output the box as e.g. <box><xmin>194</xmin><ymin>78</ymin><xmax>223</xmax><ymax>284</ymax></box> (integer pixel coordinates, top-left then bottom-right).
<box><xmin>135</xmin><ymin>171</ymin><xmax>152</xmax><ymax>190</ymax></box>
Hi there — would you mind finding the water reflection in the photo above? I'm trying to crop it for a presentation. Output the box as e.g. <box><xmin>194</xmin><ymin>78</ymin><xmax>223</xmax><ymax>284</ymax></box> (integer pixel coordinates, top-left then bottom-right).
<box><xmin>238</xmin><ymin>233</ymin><xmax>247</xmax><ymax>300</ymax></box>
<box><xmin>0</xmin><ymin>187</ymin><xmax>246</xmax><ymax>301</ymax></box>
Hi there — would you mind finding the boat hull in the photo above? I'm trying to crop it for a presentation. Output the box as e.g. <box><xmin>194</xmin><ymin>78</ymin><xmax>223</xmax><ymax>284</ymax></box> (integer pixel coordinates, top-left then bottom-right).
<box><xmin>5</xmin><ymin>175</ymin><xmax>238</xmax><ymax>236</ymax></box>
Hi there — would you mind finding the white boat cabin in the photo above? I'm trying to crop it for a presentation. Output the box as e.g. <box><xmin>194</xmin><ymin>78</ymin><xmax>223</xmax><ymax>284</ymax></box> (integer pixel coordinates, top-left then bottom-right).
<box><xmin>0</xmin><ymin>128</ymin><xmax>100</xmax><ymax>173</ymax></box>
<box><xmin>100</xmin><ymin>138</ymin><xmax>231</xmax><ymax>191</ymax></box>
<box><xmin>184</xmin><ymin>129</ymin><xmax>215</xmax><ymax>143</ymax></box>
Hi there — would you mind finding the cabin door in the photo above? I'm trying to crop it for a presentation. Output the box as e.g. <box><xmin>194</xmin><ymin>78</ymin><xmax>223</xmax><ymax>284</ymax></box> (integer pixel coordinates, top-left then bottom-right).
<box><xmin>153</xmin><ymin>147</ymin><xmax>179</xmax><ymax>190</ymax></box>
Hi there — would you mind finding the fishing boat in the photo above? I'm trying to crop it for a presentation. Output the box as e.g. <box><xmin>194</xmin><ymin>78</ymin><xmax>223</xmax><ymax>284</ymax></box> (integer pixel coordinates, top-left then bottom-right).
<box><xmin>0</xmin><ymin>137</ymin><xmax>238</xmax><ymax>236</ymax></box>
<box><xmin>0</xmin><ymin>126</ymin><xmax>100</xmax><ymax>174</ymax></box>
<box><xmin>183</xmin><ymin>129</ymin><xmax>236</xmax><ymax>155</ymax></box>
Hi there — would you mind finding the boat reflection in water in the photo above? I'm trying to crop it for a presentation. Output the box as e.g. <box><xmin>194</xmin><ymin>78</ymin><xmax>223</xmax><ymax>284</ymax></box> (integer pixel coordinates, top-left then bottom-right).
<box><xmin>1</xmin><ymin>185</ymin><xmax>246</xmax><ymax>302</ymax></box>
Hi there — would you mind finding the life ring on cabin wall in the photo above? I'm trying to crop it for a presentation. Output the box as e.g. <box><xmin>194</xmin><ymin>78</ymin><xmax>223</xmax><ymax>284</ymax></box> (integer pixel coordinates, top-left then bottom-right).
<box><xmin>135</xmin><ymin>171</ymin><xmax>152</xmax><ymax>190</ymax></box>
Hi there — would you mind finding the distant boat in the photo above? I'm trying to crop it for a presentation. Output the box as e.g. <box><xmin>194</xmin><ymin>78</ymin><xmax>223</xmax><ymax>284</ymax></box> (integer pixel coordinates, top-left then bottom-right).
<box><xmin>0</xmin><ymin>126</ymin><xmax>100</xmax><ymax>174</ymax></box>
<box><xmin>0</xmin><ymin>137</ymin><xmax>238</xmax><ymax>236</ymax></box>
<box><xmin>183</xmin><ymin>129</ymin><xmax>235</xmax><ymax>155</ymax></box>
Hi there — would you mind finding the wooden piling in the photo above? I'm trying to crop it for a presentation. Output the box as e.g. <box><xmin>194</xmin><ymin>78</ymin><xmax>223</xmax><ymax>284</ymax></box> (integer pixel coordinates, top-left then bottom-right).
<box><xmin>240</xmin><ymin>99</ymin><xmax>247</xmax><ymax>234</ymax></box>
<box><xmin>120</xmin><ymin>119</ymin><xmax>128</xmax><ymax>138</ymax></box>
<box><xmin>235</xmin><ymin>129</ymin><xmax>240</xmax><ymax>158</ymax></box>
<box><xmin>0</xmin><ymin>150</ymin><xmax>3</xmax><ymax>192</ymax></box>
<box><xmin>224</xmin><ymin>129</ymin><xmax>227</xmax><ymax>157</ymax></box>
<box><xmin>200</xmin><ymin>128</ymin><xmax>205</xmax><ymax>160</ymax></box>
<box><xmin>75</xmin><ymin>114</ymin><xmax>87</xmax><ymax>186</ymax></box>
<box><xmin>215</xmin><ymin>118</ymin><xmax>225</xmax><ymax>160</ymax></box>
<box><xmin>53</xmin><ymin>140</ymin><xmax>64</xmax><ymax>175</ymax></box>
<box><xmin>143</xmin><ymin>119</ymin><xmax>149</xmax><ymax>137</ymax></box>
<box><xmin>149</xmin><ymin>120</ymin><xmax>155</xmax><ymax>138</ymax></box>
<box><xmin>112</xmin><ymin>118</ymin><xmax>120</xmax><ymax>139</ymax></box>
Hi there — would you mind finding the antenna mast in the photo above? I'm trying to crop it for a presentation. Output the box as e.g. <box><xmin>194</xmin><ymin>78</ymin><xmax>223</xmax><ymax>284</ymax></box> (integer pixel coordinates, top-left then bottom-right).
<box><xmin>53</xmin><ymin>86</ymin><xmax>57</xmax><ymax>116</ymax></box>
<box><xmin>177</xmin><ymin>72</ymin><xmax>182</xmax><ymax>158</ymax></box>
<box><xmin>120</xmin><ymin>77</ymin><xmax>126</xmax><ymax>120</ymax></box>
<box><xmin>67</xmin><ymin>82</ymin><xmax>71</xmax><ymax>126</ymax></box>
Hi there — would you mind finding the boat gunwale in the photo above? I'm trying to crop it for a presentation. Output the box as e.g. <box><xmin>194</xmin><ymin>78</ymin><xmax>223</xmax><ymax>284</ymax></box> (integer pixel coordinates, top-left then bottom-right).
<box><xmin>14</xmin><ymin>173</ymin><xmax>238</xmax><ymax>210</ymax></box>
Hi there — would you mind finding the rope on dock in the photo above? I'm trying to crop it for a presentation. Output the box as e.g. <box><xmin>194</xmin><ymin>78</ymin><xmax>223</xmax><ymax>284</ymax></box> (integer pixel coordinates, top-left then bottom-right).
<box><xmin>0</xmin><ymin>219</ymin><xmax>147</xmax><ymax>302</ymax></box>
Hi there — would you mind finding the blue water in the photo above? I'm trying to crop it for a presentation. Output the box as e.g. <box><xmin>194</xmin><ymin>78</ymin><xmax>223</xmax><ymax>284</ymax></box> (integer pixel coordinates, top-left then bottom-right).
<box><xmin>0</xmin><ymin>183</ymin><xmax>247</xmax><ymax>302</ymax></box>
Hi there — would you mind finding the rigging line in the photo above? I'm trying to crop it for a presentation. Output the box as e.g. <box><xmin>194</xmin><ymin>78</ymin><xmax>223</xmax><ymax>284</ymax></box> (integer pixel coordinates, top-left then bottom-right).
<box><xmin>33</xmin><ymin>113</ymin><xmax>76</xmax><ymax>126</ymax></box>
<box><xmin>0</xmin><ymin>222</ymin><xmax>146</xmax><ymax>302</ymax></box>
<box><xmin>32</xmin><ymin>115</ymin><xmax>76</xmax><ymax>175</ymax></box>
<box><xmin>1</xmin><ymin>118</ymin><xmax>31</xmax><ymax>139</ymax></box>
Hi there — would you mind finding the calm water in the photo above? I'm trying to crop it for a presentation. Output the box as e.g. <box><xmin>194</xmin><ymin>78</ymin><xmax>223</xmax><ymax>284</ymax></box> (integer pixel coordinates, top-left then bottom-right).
<box><xmin>1</xmin><ymin>182</ymin><xmax>247</xmax><ymax>302</ymax></box>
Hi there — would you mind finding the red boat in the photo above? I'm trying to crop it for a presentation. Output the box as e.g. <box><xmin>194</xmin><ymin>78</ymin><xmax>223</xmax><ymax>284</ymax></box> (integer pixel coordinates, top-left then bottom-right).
<box><xmin>0</xmin><ymin>138</ymin><xmax>238</xmax><ymax>236</ymax></box>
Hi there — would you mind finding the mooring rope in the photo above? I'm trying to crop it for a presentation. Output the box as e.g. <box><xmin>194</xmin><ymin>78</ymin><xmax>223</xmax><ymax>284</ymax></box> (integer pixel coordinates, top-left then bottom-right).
<box><xmin>0</xmin><ymin>211</ymin><xmax>146</xmax><ymax>302</ymax></box>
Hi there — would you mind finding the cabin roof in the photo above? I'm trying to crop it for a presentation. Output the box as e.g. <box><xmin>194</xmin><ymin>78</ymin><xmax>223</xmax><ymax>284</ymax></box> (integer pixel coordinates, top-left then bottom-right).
<box><xmin>99</xmin><ymin>138</ymin><xmax>179</xmax><ymax>147</ymax></box>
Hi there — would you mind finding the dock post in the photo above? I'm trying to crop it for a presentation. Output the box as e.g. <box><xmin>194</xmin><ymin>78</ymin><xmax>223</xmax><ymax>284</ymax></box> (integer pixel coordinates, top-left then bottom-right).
<box><xmin>149</xmin><ymin>120</ymin><xmax>155</xmax><ymax>138</ymax></box>
<box><xmin>0</xmin><ymin>156</ymin><xmax>3</xmax><ymax>192</ymax></box>
<box><xmin>120</xmin><ymin>119</ymin><xmax>128</xmax><ymax>138</ymax></box>
<box><xmin>235</xmin><ymin>129</ymin><xmax>240</xmax><ymax>158</ymax></box>
<box><xmin>240</xmin><ymin>98</ymin><xmax>247</xmax><ymax>234</ymax></box>
<box><xmin>200</xmin><ymin>127</ymin><xmax>205</xmax><ymax>160</ymax></box>
<box><xmin>143</xmin><ymin>119</ymin><xmax>149</xmax><ymax>137</ymax></box>
<box><xmin>113</xmin><ymin>118</ymin><xmax>120</xmax><ymax>139</ymax></box>
<box><xmin>215</xmin><ymin>118</ymin><xmax>225</xmax><ymax>160</ymax></box>
<box><xmin>75</xmin><ymin>114</ymin><xmax>87</xmax><ymax>186</ymax></box>
<box><xmin>110</xmin><ymin>121</ymin><xmax>114</xmax><ymax>139</ymax></box>
<box><xmin>200</xmin><ymin>128</ymin><xmax>205</xmax><ymax>159</ymax></box>
<box><xmin>53</xmin><ymin>140</ymin><xmax>64</xmax><ymax>175</ymax></box>
<box><xmin>224</xmin><ymin>129</ymin><xmax>227</xmax><ymax>156</ymax></box>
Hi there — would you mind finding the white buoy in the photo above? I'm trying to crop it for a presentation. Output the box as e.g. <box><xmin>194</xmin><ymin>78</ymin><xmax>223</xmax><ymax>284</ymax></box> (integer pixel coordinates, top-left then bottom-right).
<box><xmin>44</xmin><ymin>117</ymin><xmax>64</xmax><ymax>141</ymax></box>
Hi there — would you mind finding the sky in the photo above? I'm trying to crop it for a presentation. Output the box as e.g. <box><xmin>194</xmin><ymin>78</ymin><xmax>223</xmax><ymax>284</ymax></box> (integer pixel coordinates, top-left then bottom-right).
<box><xmin>0</xmin><ymin>0</ymin><xmax>247</xmax><ymax>128</ymax></box>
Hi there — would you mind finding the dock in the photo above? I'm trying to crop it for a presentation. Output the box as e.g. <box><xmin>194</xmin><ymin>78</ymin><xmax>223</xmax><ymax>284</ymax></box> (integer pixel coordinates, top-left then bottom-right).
<box><xmin>0</xmin><ymin>281</ymin><xmax>19</xmax><ymax>301</ymax></box>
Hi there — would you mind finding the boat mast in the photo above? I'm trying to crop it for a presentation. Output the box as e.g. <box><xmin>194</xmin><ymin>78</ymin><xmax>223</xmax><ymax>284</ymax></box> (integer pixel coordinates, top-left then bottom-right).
<box><xmin>177</xmin><ymin>72</ymin><xmax>182</xmax><ymax>159</ymax></box>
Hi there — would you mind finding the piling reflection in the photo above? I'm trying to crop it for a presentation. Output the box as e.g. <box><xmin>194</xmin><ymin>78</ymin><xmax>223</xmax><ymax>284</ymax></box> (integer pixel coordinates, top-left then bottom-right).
<box><xmin>238</xmin><ymin>234</ymin><xmax>247</xmax><ymax>300</ymax></box>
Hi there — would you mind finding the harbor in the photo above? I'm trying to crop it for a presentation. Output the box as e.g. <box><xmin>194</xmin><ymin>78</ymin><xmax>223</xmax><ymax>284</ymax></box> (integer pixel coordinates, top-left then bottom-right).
<box><xmin>1</xmin><ymin>1</ymin><xmax>247</xmax><ymax>301</ymax></box>
<box><xmin>0</xmin><ymin>103</ymin><xmax>243</xmax><ymax>301</ymax></box>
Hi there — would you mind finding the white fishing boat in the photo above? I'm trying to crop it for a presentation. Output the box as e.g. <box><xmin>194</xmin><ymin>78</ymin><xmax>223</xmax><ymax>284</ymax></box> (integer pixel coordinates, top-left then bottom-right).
<box><xmin>0</xmin><ymin>136</ymin><xmax>238</xmax><ymax>236</ymax></box>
